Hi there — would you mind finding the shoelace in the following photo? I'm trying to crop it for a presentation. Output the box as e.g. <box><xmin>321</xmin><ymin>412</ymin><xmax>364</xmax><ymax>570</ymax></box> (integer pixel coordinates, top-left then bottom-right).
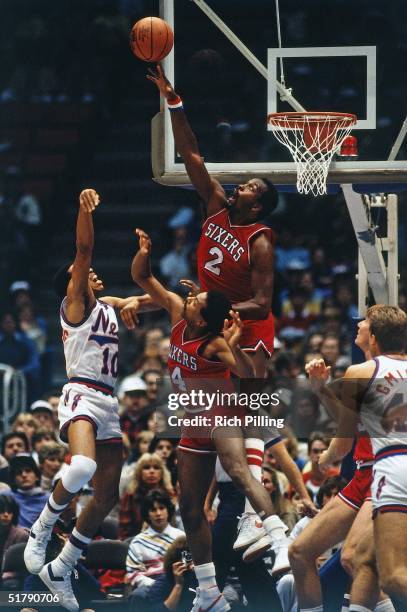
<box><xmin>236</xmin><ymin>513</ymin><xmax>255</xmax><ymax>536</ymax></box>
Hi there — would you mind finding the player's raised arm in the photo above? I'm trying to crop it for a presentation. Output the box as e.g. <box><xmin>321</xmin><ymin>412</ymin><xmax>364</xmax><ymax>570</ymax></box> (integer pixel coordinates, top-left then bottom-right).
<box><xmin>232</xmin><ymin>233</ymin><xmax>273</xmax><ymax>320</ymax></box>
<box><xmin>65</xmin><ymin>189</ymin><xmax>100</xmax><ymax>324</ymax></box>
<box><xmin>131</xmin><ymin>228</ymin><xmax>183</xmax><ymax>324</ymax></box>
<box><xmin>147</xmin><ymin>64</ymin><xmax>226</xmax><ymax>215</ymax></box>
<box><xmin>209</xmin><ymin>311</ymin><xmax>254</xmax><ymax>377</ymax></box>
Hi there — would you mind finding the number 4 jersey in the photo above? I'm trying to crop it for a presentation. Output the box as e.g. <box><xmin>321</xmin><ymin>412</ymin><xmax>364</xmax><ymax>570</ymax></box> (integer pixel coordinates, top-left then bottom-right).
<box><xmin>60</xmin><ymin>298</ymin><xmax>119</xmax><ymax>393</ymax></box>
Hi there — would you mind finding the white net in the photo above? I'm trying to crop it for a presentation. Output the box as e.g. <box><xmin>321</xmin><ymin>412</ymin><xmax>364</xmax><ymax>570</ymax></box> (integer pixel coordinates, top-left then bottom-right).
<box><xmin>268</xmin><ymin>112</ymin><xmax>357</xmax><ymax>196</ymax></box>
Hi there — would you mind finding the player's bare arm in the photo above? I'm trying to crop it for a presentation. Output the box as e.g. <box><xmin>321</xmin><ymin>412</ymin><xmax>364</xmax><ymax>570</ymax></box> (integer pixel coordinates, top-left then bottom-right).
<box><xmin>131</xmin><ymin>228</ymin><xmax>184</xmax><ymax>325</ymax></box>
<box><xmin>147</xmin><ymin>64</ymin><xmax>226</xmax><ymax>216</ymax></box>
<box><xmin>232</xmin><ymin>233</ymin><xmax>273</xmax><ymax>320</ymax></box>
<box><xmin>65</xmin><ymin>189</ymin><xmax>100</xmax><ymax>324</ymax></box>
<box><xmin>270</xmin><ymin>441</ymin><xmax>318</xmax><ymax>516</ymax></box>
<box><xmin>100</xmin><ymin>294</ymin><xmax>159</xmax><ymax>330</ymax></box>
<box><xmin>203</xmin><ymin>311</ymin><xmax>255</xmax><ymax>377</ymax></box>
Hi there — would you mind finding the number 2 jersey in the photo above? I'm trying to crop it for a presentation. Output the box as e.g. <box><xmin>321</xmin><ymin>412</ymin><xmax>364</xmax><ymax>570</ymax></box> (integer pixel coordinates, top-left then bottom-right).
<box><xmin>197</xmin><ymin>208</ymin><xmax>275</xmax><ymax>303</ymax></box>
<box><xmin>197</xmin><ymin>207</ymin><xmax>275</xmax><ymax>355</ymax></box>
<box><xmin>60</xmin><ymin>297</ymin><xmax>119</xmax><ymax>394</ymax></box>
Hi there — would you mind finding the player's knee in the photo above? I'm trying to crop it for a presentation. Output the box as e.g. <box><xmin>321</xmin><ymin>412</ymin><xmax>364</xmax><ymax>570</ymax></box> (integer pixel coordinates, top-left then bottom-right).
<box><xmin>288</xmin><ymin>538</ymin><xmax>312</xmax><ymax>567</ymax></box>
<box><xmin>340</xmin><ymin>547</ymin><xmax>355</xmax><ymax>575</ymax></box>
<box><xmin>61</xmin><ymin>454</ymin><xmax>97</xmax><ymax>494</ymax></box>
<box><xmin>381</xmin><ymin>571</ymin><xmax>407</xmax><ymax>601</ymax></box>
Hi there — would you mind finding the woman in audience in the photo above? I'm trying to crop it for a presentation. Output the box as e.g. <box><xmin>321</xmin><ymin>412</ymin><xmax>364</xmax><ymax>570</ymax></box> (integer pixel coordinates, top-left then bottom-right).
<box><xmin>262</xmin><ymin>465</ymin><xmax>299</xmax><ymax>533</ymax></box>
<box><xmin>119</xmin><ymin>453</ymin><xmax>173</xmax><ymax>540</ymax></box>
<box><xmin>11</xmin><ymin>414</ymin><xmax>39</xmax><ymax>450</ymax></box>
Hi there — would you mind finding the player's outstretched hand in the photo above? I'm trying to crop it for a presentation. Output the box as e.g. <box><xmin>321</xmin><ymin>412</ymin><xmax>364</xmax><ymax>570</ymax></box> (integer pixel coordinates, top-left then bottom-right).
<box><xmin>79</xmin><ymin>188</ymin><xmax>100</xmax><ymax>213</ymax></box>
<box><xmin>179</xmin><ymin>279</ymin><xmax>200</xmax><ymax>296</ymax></box>
<box><xmin>147</xmin><ymin>64</ymin><xmax>178</xmax><ymax>102</ymax></box>
<box><xmin>88</xmin><ymin>268</ymin><xmax>104</xmax><ymax>292</ymax></box>
<box><xmin>135</xmin><ymin>228</ymin><xmax>152</xmax><ymax>256</ymax></box>
<box><xmin>120</xmin><ymin>299</ymin><xmax>141</xmax><ymax>330</ymax></box>
<box><xmin>305</xmin><ymin>358</ymin><xmax>331</xmax><ymax>392</ymax></box>
<box><xmin>223</xmin><ymin>310</ymin><xmax>243</xmax><ymax>348</ymax></box>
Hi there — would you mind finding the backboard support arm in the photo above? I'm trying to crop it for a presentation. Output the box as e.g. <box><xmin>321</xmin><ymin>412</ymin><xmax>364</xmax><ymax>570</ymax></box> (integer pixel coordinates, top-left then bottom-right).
<box><xmin>341</xmin><ymin>185</ymin><xmax>398</xmax><ymax>314</ymax></box>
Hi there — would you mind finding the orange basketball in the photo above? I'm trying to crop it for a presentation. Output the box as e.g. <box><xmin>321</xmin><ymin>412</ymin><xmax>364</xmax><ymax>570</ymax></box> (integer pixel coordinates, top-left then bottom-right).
<box><xmin>130</xmin><ymin>17</ymin><xmax>174</xmax><ymax>63</ymax></box>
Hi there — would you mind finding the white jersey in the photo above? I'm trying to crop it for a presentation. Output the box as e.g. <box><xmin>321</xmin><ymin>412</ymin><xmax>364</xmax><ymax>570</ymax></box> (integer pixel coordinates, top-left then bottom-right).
<box><xmin>360</xmin><ymin>355</ymin><xmax>407</xmax><ymax>456</ymax></box>
<box><xmin>60</xmin><ymin>298</ymin><xmax>119</xmax><ymax>393</ymax></box>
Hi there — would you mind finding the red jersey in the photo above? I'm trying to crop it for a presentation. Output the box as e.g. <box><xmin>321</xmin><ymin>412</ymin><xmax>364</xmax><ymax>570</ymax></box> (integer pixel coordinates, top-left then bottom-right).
<box><xmin>353</xmin><ymin>428</ymin><xmax>373</xmax><ymax>465</ymax></box>
<box><xmin>168</xmin><ymin>319</ymin><xmax>229</xmax><ymax>391</ymax></box>
<box><xmin>197</xmin><ymin>208</ymin><xmax>275</xmax><ymax>303</ymax></box>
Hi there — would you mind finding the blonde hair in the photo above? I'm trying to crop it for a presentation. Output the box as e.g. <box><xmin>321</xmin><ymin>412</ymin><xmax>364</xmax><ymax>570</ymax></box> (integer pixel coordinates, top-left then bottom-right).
<box><xmin>127</xmin><ymin>452</ymin><xmax>173</xmax><ymax>496</ymax></box>
<box><xmin>366</xmin><ymin>305</ymin><xmax>407</xmax><ymax>353</ymax></box>
<box><xmin>12</xmin><ymin>413</ymin><xmax>39</xmax><ymax>433</ymax></box>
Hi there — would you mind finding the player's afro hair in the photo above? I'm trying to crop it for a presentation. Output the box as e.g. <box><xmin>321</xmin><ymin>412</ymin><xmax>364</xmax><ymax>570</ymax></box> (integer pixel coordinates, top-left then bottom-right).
<box><xmin>258</xmin><ymin>178</ymin><xmax>279</xmax><ymax>218</ymax></box>
<box><xmin>52</xmin><ymin>263</ymin><xmax>72</xmax><ymax>298</ymax></box>
<box><xmin>201</xmin><ymin>290</ymin><xmax>231</xmax><ymax>335</ymax></box>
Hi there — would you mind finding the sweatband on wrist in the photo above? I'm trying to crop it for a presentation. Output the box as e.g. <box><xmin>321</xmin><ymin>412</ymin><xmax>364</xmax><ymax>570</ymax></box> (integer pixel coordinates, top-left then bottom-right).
<box><xmin>167</xmin><ymin>95</ymin><xmax>183</xmax><ymax>110</ymax></box>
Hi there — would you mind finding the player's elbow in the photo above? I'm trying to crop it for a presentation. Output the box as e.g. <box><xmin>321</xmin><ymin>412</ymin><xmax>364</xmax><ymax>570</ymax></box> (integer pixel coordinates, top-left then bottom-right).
<box><xmin>255</xmin><ymin>297</ymin><xmax>271</xmax><ymax>318</ymax></box>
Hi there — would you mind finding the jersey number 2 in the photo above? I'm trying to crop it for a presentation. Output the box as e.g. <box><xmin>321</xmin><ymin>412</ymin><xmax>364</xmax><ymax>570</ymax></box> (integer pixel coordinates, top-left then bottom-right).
<box><xmin>204</xmin><ymin>247</ymin><xmax>223</xmax><ymax>276</ymax></box>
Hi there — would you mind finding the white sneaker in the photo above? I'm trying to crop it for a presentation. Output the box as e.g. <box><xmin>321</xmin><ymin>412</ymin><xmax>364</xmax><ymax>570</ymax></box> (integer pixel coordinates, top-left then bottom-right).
<box><xmin>242</xmin><ymin>534</ymin><xmax>272</xmax><ymax>563</ymax></box>
<box><xmin>271</xmin><ymin>539</ymin><xmax>291</xmax><ymax>576</ymax></box>
<box><xmin>24</xmin><ymin>521</ymin><xmax>52</xmax><ymax>574</ymax></box>
<box><xmin>233</xmin><ymin>512</ymin><xmax>266</xmax><ymax>551</ymax></box>
<box><xmin>190</xmin><ymin>586</ymin><xmax>230</xmax><ymax>612</ymax></box>
<box><xmin>39</xmin><ymin>563</ymin><xmax>79</xmax><ymax>612</ymax></box>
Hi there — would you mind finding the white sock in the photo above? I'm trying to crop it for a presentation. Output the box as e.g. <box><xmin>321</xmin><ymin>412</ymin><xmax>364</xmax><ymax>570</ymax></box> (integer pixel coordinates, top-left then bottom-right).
<box><xmin>37</xmin><ymin>494</ymin><xmax>69</xmax><ymax>529</ymax></box>
<box><xmin>341</xmin><ymin>593</ymin><xmax>350</xmax><ymax>612</ymax></box>
<box><xmin>194</xmin><ymin>562</ymin><xmax>218</xmax><ymax>590</ymax></box>
<box><xmin>262</xmin><ymin>514</ymin><xmax>288</xmax><ymax>542</ymax></box>
<box><xmin>300</xmin><ymin>606</ymin><xmax>323</xmax><ymax>612</ymax></box>
<box><xmin>244</xmin><ymin>438</ymin><xmax>264</xmax><ymax>514</ymax></box>
<box><xmin>349</xmin><ymin>606</ymin><xmax>372</xmax><ymax>612</ymax></box>
<box><xmin>374</xmin><ymin>601</ymin><xmax>395</xmax><ymax>612</ymax></box>
<box><xmin>50</xmin><ymin>528</ymin><xmax>91</xmax><ymax>575</ymax></box>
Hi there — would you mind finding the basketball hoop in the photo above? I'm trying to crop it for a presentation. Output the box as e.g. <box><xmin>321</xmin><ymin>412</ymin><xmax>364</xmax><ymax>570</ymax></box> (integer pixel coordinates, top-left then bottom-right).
<box><xmin>267</xmin><ymin>112</ymin><xmax>357</xmax><ymax>196</ymax></box>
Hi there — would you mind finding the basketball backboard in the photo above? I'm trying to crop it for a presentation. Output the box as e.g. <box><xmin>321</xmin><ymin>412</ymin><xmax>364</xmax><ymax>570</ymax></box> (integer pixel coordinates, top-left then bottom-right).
<box><xmin>152</xmin><ymin>0</ymin><xmax>407</xmax><ymax>189</ymax></box>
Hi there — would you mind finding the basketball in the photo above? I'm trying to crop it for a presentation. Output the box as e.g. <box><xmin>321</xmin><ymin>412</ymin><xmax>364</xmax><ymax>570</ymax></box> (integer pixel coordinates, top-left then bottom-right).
<box><xmin>130</xmin><ymin>17</ymin><xmax>174</xmax><ymax>63</ymax></box>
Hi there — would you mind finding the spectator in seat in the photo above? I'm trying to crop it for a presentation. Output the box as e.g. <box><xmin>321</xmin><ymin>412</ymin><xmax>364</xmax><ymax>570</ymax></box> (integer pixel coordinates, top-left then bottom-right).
<box><xmin>119</xmin><ymin>453</ymin><xmax>173</xmax><ymax>540</ymax></box>
<box><xmin>0</xmin><ymin>432</ymin><xmax>30</xmax><ymax>486</ymax></box>
<box><xmin>0</xmin><ymin>494</ymin><xmax>29</xmax><ymax>589</ymax></box>
<box><xmin>0</xmin><ymin>311</ymin><xmax>40</xmax><ymax>403</ymax></box>
<box><xmin>11</xmin><ymin>414</ymin><xmax>39</xmax><ymax>450</ymax></box>
<box><xmin>126</xmin><ymin>490</ymin><xmax>184</xmax><ymax>597</ymax></box>
<box><xmin>4</xmin><ymin>454</ymin><xmax>49</xmax><ymax>528</ymax></box>
<box><xmin>119</xmin><ymin>375</ymin><xmax>151</xmax><ymax>447</ymax></box>
<box><xmin>319</xmin><ymin>333</ymin><xmax>341</xmax><ymax>368</ymax></box>
<box><xmin>37</xmin><ymin>442</ymin><xmax>65</xmax><ymax>491</ymax></box>
<box><xmin>31</xmin><ymin>429</ymin><xmax>57</xmax><ymax>464</ymax></box>
<box><xmin>302</xmin><ymin>433</ymin><xmax>339</xmax><ymax>501</ymax></box>
<box><xmin>29</xmin><ymin>399</ymin><xmax>56</xmax><ymax>431</ymax></box>
<box><xmin>262</xmin><ymin>465</ymin><xmax>299</xmax><ymax>533</ymax></box>
<box><xmin>140</xmin><ymin>535</ymin><xmax>196</xmax><ymax>612</ymax></box>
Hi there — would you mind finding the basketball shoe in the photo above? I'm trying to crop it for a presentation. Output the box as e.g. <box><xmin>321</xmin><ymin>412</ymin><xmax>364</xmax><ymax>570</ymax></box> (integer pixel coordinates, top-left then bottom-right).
<box><xmin>39</xmin><ymin>562</ymin><xmax>79</xmax><ymax>612</ymax></box>
<box><xmin>190</xmin><ymin>586</ymin><xmax>230</xmax><ymax>612</ymax></box>
<box><xmin>24</xmin><ymin>519</ymin><xmax>53</xmax><ymax>574</ymax></box>
<box><xmin>233</xmin><ymin>512</ymin><xmax>266</xmax><ymax>551</ymax></box>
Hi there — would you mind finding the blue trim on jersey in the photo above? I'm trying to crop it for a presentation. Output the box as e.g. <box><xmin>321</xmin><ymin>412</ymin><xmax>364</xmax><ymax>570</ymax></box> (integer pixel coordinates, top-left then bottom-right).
<box><xmin>375</xmin><ymin>444</ymin><xmax>407</xmax><ymax>462</ymax></box>
<box><xmin>88</xmin><ymin>334</ymin><xmax>119</xmax><ymax>346</ymax></box>
<box><xmin>69</xmin><ymin>377</ymin><xmax>114</xmax><ymax>395</ymax></box>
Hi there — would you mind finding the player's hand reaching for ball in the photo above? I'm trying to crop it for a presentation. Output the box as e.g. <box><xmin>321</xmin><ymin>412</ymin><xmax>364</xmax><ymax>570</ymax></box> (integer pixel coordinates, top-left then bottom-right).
<box><xmin>135</xmin><ymin>228</ymin><xmax>152</xmax><ymax>256</ymax></box>
<box><xmin>147</xmin><ymin>64</ymin><xmax>178</xmax><ymax>102</ymax></box>
<box><xmin>223</xmin><ymin>310</ymin><xmax>243</xmax><ymax>348</ymax></box>
<box><xmin>79</xmin><ymin>189</ymin><xmax>100</xmax><ymax>213</ymax></box>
